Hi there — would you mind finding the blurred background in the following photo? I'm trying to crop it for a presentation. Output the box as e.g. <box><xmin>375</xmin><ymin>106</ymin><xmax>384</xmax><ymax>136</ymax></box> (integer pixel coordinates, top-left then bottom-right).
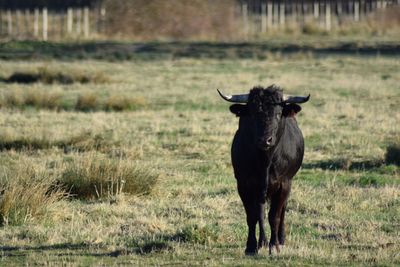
<box><xmin>0</xmin><ymin>0</ymin><xmax>399</xmax><ymax>41</ymax></box>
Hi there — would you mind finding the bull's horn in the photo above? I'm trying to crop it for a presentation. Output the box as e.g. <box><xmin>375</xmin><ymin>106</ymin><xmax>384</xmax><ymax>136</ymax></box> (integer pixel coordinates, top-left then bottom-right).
<box><xmin>283</xmin><ymin>94</ymin><xmax>310</xmax><ymax>104</ymax></box>
<box><xmin>217</xmin><ymin>89</ymin><xmax>249</xmax><ymax>103</ymax></box>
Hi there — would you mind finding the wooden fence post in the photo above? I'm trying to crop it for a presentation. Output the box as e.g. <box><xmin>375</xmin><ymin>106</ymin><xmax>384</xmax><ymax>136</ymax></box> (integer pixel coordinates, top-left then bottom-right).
<box><xmin>313</xmin><ymin>1</ymin><xmax>319</xmax><ymax>19</ymax></box>
<box><xmin>337</xmin><ymin>2</ymin><xmax>343</xmax><ymax>16</ymax></box>
<box><xmin>273</xmin><ymin>2</ymin><xmax>279</xmax><ymax>27</ymax></box>
<box><xmin>67</xmin><ymin>8</ymin><xmax>73</xmax><ymax>35</ymax></box>
<box><xmin>24</xmin><ymin>9</ymin><xmax>30</xmax><ymax>37</ymax></box>
<box><xmin>279</xmin><ymin>3</ymin><xmax>285</xmax><ymax>28</ymax></box>
<box><xmin>325</xmin><ymin>2</ymin><xmax>331</xmax><ymax>31</ymax></box>
<box><xmin>84</xmin><ymin>7</ymin><xmax>89</xmax><ymax>38</ymax></box>
<box><xmin>242</xmin><ymin>3</ymin><xmax>248</xmax><ymax>38</ymax></box>
<box><xmin>354</xmin><ymin>1</ymin><xmax>360</xmax><ymax>22</ymax></box>
<box><xmin>76</xmin><ymin>8</ymin><xmax>82</xmax><ymax>35</ymax></box>
<box><xmin>43</xmin><ymin>7</ymin><xmax>48</xmax><ymax>40</ymax></box>
<box><xmin>7</xmin><ymin>10</ymin><xmax>12</xmax><ymax>36</ymax></box>
<box><xmin>16</xmin><ymin>10</ymin><xmax>21</xmax><ymax>37</ymax></box>
<box><xmin>261</xmin><ymin>2</ymin><xmax>267</xmax><ymax>33</ymax></box>
<box><xmin>34</xmin><ymin>8</ymin><xmax>39</xmax><ymax>37</ymax></box>
<box><xmin>100</xmin><ymin>6</ymin><xmax>106</xmax><ymax>34</ymax></box>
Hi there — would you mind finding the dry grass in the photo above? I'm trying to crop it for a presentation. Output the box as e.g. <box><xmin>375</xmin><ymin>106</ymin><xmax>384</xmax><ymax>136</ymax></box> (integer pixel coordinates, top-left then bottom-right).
<box><xmin>0</xmin><ymin>90</ymin><xmax>147</xmax><ymax>112</ymax></box>
<box><xmin>0</xmin><ymin>161</ymin><xmax>66</xmax><ymax>226</ymax></box>
<box><xmin>0</xmin><ymin>88</ymin><xmax>62</xmax><ymax>110</ymax></box>
<box><xmin>105</xmin><ymin>95</ymin><xmax>147</xmax><ymax>111</ymax></box>
<box><xmin>60</xmin><ymin>154</ymin><xmax>159</xmax><ymax>200</ymax></box>
<box><xmin>75</xmin><ymin>92</ymin><xmax>99</xmax><ymax>112</ymax></box>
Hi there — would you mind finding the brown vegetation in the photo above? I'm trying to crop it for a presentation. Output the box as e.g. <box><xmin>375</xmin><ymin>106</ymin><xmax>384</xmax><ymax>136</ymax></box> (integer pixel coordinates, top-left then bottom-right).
<box><xmin>103</xmin><ymin>0</ymin><xmax>238</xmax><ymax>41</ymax></box>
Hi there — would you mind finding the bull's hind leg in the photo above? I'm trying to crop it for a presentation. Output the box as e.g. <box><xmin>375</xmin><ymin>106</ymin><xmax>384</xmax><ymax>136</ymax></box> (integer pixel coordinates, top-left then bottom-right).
<box><xmin>279</xmin><ymin>185</ymin><xmax>291</xmax><ymax>246</ymax></box>
<box><xmin>268</xmin><ymin>190</ymin><xmax>289</xmax><ymax>254</ymax></box>
<box><xmin>278</xmin><ymin>201</ymin><xmax>287</xmax><ymax>246</ymax></box>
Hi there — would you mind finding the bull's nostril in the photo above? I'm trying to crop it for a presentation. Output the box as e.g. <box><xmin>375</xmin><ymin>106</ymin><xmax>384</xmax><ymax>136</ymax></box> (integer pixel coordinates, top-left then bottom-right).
<box><xmin>266</xmin><ymin>137</ymin><xmax>273</xmax><ymax>145</ymax></box>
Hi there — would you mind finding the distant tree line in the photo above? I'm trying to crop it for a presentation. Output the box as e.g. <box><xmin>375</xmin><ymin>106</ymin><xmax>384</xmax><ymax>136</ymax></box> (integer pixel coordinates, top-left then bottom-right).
<box><xmin>0</xmin><ymin>0</ymin><xmax>101</xmax><ymax>10</ymax></box>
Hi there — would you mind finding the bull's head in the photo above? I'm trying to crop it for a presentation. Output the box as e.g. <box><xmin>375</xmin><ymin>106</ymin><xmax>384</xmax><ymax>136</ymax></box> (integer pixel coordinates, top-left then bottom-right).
<box><xmin>218</xmin><ymin>85</ymin><xmax>310</xmax><ymax>150</ymax></box>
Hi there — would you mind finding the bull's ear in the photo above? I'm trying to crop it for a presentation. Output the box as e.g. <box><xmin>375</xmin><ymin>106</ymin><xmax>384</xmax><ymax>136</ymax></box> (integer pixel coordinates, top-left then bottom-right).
<box><xmin>229</xmin><ymin>104</ymin><xmax>248</xmax><ymax>117</ymax></box>
<box><xmin>283</xmin><ymin>103</ymin><xmax>302</xmax><ymax>117</ymax></box>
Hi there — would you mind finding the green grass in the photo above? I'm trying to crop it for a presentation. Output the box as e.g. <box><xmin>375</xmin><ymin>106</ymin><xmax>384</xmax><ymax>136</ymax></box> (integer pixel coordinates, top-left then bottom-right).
<box><xmin>0</xmin><ymin>54</ymin><xmax>399</xmax><ymax>266</ymax></box>
<box><xmin>0</xmin><ymin>39</ymin><xmax>399</xmax><ymax>61</ymax></box>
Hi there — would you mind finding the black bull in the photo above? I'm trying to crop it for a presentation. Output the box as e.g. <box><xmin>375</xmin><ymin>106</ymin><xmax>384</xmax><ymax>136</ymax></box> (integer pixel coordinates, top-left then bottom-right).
<box><xmin>218</xmin><ymin>85</ymin><xmax>310</xmax><ymax>255</ymax></box>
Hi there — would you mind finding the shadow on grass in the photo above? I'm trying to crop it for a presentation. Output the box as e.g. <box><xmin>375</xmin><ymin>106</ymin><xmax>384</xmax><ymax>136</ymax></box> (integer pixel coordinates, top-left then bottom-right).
<box><xmin>0</xmin><ymin>243</ymin><xmax>142</xmax><ymax>258</ymax></box>
<box><xmin>1</xmin><ymin>41</ymin><xmax>400</xmax><ymax>61</ymax></box>
<box><xmin>0</xmin><ymin>242</ymin><xmax>91</xmax><ymax>252</ymax></box>
<box><xmin>302</xmin><ymin>159</ymin><xmax>384</xmax><ymax>171</ymax></box>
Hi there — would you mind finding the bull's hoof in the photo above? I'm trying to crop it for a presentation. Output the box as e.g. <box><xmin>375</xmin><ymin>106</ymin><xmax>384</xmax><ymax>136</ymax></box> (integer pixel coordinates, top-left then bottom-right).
<box><xmin>258</xmin><ymin>239</ymin><xmax>268</xmax><ymax>249</ymax></box>
<box><xmin>245</xmin><ymin>247</ymin><xmax>258</xmax><ymax>256</ymax></box>
<box><xmin>278</xmin><ymin>235</ymin><xmax>285</xmax><ymax>245</ymax></box>
<box><xmin>268</xmin><ymin>243</ymin><xmax>280</xmax><ymax>255</ymax></box>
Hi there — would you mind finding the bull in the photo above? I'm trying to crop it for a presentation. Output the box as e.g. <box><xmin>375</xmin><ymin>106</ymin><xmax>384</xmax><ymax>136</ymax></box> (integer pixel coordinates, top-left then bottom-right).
<box><xmin>218</xmin><ymin>85</ymin><xmax>310</xmax><ymax>255</ymax></box>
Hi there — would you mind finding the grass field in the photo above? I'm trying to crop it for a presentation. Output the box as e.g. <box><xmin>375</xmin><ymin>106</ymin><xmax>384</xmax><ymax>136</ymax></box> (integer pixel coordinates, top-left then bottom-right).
<box><xmin>0</xmin><ymin>48</ymin><xmax>399</xmax><ymax>266</ymax></box>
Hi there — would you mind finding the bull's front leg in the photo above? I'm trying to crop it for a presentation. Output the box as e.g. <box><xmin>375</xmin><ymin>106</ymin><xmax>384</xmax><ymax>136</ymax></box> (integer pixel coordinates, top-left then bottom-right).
<box><xmin>257</xmin><ymin>202</ymin><xmax>267</xmax><ymax>249</ymax></box>
<box><xmin>239</xmin><ymin>187</ymin><xmax>258</xmax><ymax>255</ymax></box>
<box><xmin>257</xmin><ymin>167</ymin><xmax>269</xmax><ymax>250</ymax></box>
<box><xmin>245</xmin><ymin>210</ymin><xmax>258</xmax><ymax>255</ymax></box>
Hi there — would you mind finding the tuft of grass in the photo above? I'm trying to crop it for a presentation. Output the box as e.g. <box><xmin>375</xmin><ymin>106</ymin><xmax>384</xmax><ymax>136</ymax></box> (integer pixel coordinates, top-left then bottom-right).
<box><xmin>1</xmin><ymin>89</ymin><xmax>25</xmax><ymax>108</ymax></box>
<box><xmin>1</xmin><ymin>88</ymin><xmax>62</xmax><ymax>110</ymax></box>
<box><xmin>75</xmin><ymin>93</ymin><xmax>99</xmax><ymax>112</ymax></box>
<box><xmin>105</xmin><ymin>95</ymin><xmax>147</xmax><ymax>111</ymax></box>
<box><xmin>85</xmin><ymin>72</ymin><xmax>110</xmax><ymax>84</ymax></box>
<box><xmin>61</xmin><ymin>131</ymin><xmax>117</xmax><ymax>153</ymax></box>
<box><xmin>60</xmin><ymin>155</ymin><xmax>159</xmax><ymax>200</ymax></box>
<box><xmin>24</xmin><ymin>89</ymin><xmax>62</xmax><ymax>110</ymax></box>
<box><xmin>173</xmin><ymin>224</ymin><xmax>220</xmax><ymax>245</ymax></box>
<box><xmin>0</xmin><ymin>163</ymin><xmax>66</xmax><ymax>226</ymax></box>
